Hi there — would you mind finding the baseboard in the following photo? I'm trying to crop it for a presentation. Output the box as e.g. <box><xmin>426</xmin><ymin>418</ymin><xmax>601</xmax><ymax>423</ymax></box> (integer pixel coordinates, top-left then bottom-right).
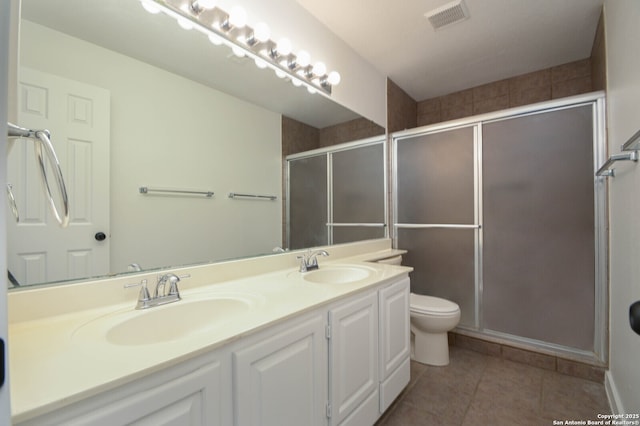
<box><xmin>605</xmin><ymin>370</ymin><xmax>623</xmax><ymax>414</ymax></box>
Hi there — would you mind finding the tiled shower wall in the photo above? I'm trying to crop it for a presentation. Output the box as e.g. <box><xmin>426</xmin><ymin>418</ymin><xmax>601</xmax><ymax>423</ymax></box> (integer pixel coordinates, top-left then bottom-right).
<box><xmin>415</xmin><ymin>58</ymin><xmax>594</xmax><ymax>127</ymax></box>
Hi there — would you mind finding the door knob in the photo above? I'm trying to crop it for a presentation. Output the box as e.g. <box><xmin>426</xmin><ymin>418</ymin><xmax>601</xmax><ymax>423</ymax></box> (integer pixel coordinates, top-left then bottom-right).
<box><xmin>95</xmin><ymin>232</ymin><xmax>107</xmax><ymax>241</ymax></box>
<box><xmin>630</xmin><ymin>301</ymin><xmax>640</xmax><ymax>336</ymax></box>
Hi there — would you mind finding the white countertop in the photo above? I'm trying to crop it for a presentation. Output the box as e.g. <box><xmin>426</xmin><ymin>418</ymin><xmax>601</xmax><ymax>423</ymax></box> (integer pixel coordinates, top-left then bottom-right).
<box><xmin>9</xmin><ymin>243</ymin><xmax>410</xmax><ymax>423</ymax></box>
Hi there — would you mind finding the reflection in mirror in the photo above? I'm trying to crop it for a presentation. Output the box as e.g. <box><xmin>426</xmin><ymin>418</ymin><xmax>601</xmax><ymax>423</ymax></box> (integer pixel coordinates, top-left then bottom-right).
<box><xmin>8</xmin><ymin>0</ymin><xmax>384</xmax><ymax>288</ymax></box>
<box><xmin>287</xmin><ymin>137</ymin><xmax>387</xmax><ymax>250</ymax></box>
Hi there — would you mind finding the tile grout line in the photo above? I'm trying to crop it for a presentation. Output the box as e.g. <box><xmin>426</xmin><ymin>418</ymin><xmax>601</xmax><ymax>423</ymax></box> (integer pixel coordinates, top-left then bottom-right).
<box><xmin>460</xmin><ymin>352</ymin><xmax>490</xmax><ymax>425</ymax></box>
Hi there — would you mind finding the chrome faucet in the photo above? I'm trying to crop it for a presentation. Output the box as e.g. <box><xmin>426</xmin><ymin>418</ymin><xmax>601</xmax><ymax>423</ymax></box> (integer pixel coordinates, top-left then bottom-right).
<box><xmin>124</xmin><ymin>273</ymin><xmax>190</xmax><ymax>309</ymax></box>
<box><xmin>297</xmin><ymin>249</ymin><xmax>329</xmax><ymax>272</ymax></box>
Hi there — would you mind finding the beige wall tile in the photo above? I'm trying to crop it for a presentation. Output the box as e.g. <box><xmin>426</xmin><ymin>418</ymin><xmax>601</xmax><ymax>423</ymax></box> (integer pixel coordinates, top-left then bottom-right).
<box><xmin>557</xmin><ymin>358</ymin><xmax>606</xmax><ymax>383</ymax></box>
<box><xmin>501</xmin><ymin>346</ymin><xmax>557</xmax><ymax>371</ymax></box>
<box><xmin>387</xmin><ymin>78</ymin><xmax>417</xmax><ymax>133</ymax></box>
<box><xmin>551</xmin><ymin>59</ymin><xmax>591</xmax><ymax>83</ymax></box>
<box><xmin>473</xmin><ymin>94</ymin><xmax>510</xmax><ymax>115</ymax></box>
<box><xmin>552</xmin><ymin>75</ymin><xmax>593</xmax><ymax>98</ymax></box>
<box><xmin>591</xmin><ymin>10</ymin><xmax>606</xmax><ymax>91</ymax></box>
<box><xmin>509</xmin><ymin>69</ymin><xmax>552</xmax><ymax>107</ymax></box>
<box><xmin>473</xmin><ymin>80</ymin><xmax>509</xmax><ymax>100</ymax></box>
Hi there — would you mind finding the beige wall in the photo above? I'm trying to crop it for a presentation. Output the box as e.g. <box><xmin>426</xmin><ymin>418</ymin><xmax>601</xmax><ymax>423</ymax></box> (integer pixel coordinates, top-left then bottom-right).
<box><xmin>20</xmin><ymin>21</ymin><xmax>283</xmax><ymax>273</ymax></box>
<box><xmin>603</xmin><ymin>0</ymin><xmax>640</xmax><ymax>414</ymax></box>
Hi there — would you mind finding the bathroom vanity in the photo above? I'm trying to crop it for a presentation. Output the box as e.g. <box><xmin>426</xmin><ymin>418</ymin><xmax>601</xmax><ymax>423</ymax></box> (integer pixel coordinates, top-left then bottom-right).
<box><xmin>8</xmin><ymin>239</ymin><xmax>411</xmax><ymax>425</ymax></box>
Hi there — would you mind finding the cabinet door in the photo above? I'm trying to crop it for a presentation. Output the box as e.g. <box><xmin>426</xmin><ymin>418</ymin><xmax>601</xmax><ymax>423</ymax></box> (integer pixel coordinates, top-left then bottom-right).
<box><xmin>329</xmin><ymin>292</ymin><xmax>378</xmax><ymax>425</ymax></box>
<box><xmin>378</xmin><ymin>277</ymin><xmax>411</xmax><ymax>413</ymax></box>
<box><xmin>19</xmin><ymin>360</ymin><xmax>226</xmax><ymax>426</ymax></box>
<box><xmin>379</xmin><ymin>277</ymin><xmax>410</xmax><ymax>380</ymax></box>
<box><xmin>233</xmin><ymin>314</ymin><xmax>327</xmax><ymax>426</ymax></box>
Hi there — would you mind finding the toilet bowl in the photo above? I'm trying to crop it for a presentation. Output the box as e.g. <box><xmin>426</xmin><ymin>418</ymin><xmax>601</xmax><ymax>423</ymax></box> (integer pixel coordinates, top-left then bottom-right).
<box><xmin>410</xmin><ymin>293</ymin><xmax>460</xmax><ymax>366</ymax></box>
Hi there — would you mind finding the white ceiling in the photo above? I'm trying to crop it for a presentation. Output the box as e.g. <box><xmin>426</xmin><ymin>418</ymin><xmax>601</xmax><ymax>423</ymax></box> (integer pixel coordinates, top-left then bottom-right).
<box><xmin>295</xmin><ymin>0</ymin><xmax>604</xmax><ymax>101</ymax></box>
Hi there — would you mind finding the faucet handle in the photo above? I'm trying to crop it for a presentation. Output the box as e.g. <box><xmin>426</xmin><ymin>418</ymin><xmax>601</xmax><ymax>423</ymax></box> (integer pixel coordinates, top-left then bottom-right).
<box><xmin>124</xmin><ymin>279</ymin><xmax>150</xmax><ymax>302</ymax></box>
<box><xmin>167</xmin><ymin>274</ymin><xmax>190</xmax><ymax>296</ymax></box>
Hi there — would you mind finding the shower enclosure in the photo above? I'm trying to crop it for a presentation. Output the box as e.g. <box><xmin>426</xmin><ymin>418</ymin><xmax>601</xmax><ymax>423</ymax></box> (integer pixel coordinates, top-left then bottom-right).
<box><xmin>287</xmin><ymin>136</ymin><xmax>387</xmax><ymax>250</ymax></box>
<box><xmin>392</xmin><ymin>93</ymin><xmax>607</xmax><ymax>362</ymax></box>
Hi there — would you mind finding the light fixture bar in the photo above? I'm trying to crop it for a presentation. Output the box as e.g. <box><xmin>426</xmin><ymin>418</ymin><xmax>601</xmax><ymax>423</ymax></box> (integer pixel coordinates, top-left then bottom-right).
<box><xmin>145</xmin><ymin>0</ymin><xmax>339</xmax><ymax>96</ymax></box>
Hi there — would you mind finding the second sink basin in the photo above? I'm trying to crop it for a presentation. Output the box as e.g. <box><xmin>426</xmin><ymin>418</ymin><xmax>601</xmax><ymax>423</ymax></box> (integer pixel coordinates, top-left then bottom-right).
<box><xmin>302</xmin><ymin>265</ymin><xmax>377</xmax><ymax>284</ymax></box>
<box><xmin>73</xmin><ymin>293</ymin><xmax>260</xmax><ymax>346</ymax></box>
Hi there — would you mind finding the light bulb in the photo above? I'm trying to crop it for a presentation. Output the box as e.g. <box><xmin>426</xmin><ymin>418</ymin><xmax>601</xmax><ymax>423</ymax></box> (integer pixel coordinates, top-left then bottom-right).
<box><xmin>208</xmin><ymin>33</ymin><xmax>223</xmax><ymax>45</ymax></box>
<box><xmin>296</xmin><ymin>50</ymin><xmax>310</xmax><ymax>67</ymax></box>
<box><xmin>177</xmin><ymin>17</ymin><xmax>194</xmax><ymax>30</ymax></box>
<box><xmin>196</xmin><ymin>0</ymin><xmax>215</xmax><ymax>9</ymax></box>
<box><xmin>327</xmin><ymin>71</ymin><xmax>341</xmax><ymax>85</ymax></box>
<box><xmin>253</xmin><ymin>22</ymin><xmax>271</xmax><ymax>43</ymax></box>
<box><xmin>255</xmin><ymin>58</ymin><xmax>268</xmax><ymax>69</ymax></box>
<box><xmin>232</xmin><ymin>45</ymin><xmax>246</xmax><ymax>57</ymax></box>
<box><xmin>275</xmin><ymin>69</ymin><xmax>287</xmax><ymax>79</ymax></box>
<box><xmin>229</xmin><ymin>6</ymin><xmax>247</xmax><ymax>28</ymax></box>
<box><xmin>312</xmin><ymin>62</ymin><xmax>326</xmax><ymax>76</ymax></box>
<box><xmin>140</xmin><ymin>0</ymin><xmax>161</xmax><ymax>14</ymax></box>
<box><xmin>292</xmin><ymin>78</ymin><xmax>303</xmax><ymax>87</ymax></box>
<box><xmin>277</xmin><ymin>38</ymin><xmax>292</xmax><ymax>56</ymax></box>
<box><xmin>307</xmin><ymin>86</ymin><xmax>317</xmax><ymax>94</ymax></box>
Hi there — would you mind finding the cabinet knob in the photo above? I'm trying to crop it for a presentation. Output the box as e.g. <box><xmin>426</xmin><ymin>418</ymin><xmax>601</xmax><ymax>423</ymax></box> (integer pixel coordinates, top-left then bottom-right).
<box><xmin>95</xmin><ymin>232</ymin><xmax>107</xmax><ymax>241</ymax></box>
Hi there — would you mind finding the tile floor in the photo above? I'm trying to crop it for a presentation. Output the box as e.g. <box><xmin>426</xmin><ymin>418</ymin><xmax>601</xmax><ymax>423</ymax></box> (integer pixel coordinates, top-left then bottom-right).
<box><xmin>376</xmin><ymin>346</ymin><xmax>611</xmax><ymax>426</ymax></box>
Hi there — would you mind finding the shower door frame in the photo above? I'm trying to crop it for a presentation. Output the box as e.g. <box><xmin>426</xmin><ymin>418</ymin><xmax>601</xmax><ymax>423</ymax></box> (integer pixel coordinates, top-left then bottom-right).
<box><xmin>391</xmin><ymin>92</ymin><xmax>608</xmax><ymax>363</ymax></box>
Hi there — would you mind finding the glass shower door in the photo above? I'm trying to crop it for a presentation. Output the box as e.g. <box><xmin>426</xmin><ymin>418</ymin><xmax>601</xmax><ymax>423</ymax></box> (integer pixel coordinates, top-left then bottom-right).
<box><xmin>394</xmin><ymin>126</ymin><xmax>479</xmax><ymax>327</ymax></box>
<box><xmin>331</xmin><ymin>142</ymin><xmax>386</xmax><ymax>244</ymax></box>
<box><xmin>482</xmin><ymin>105</ymin><xmax>596</xmax><ymax>351</ymax></box>
<box><xmin>287</xmin><ymin>154</ymin><xmax>328</xmax><ymax>249</ymax></box>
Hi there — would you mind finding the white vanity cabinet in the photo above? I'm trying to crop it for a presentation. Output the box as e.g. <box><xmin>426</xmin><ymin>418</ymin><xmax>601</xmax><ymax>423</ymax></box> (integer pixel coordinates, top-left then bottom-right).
<box><xmin>232</xmin><ymin>312</ymin><xmax>328</xmax><ymax>426</ymax></box>
<box><xmin>13</xmin><ymin>274</ymin><xmax>411</xmax><ymax>426</ymax></box>
<box><xmin>16</xmin><ymin>350</ymin><xmax>231</xmax><ymax>426</ymax></box>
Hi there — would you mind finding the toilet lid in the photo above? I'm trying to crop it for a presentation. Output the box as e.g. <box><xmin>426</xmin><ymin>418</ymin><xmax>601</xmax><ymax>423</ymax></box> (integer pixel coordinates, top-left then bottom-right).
<box><xmin>410</xmin><ymin>293</ymin><xmax>460</xmax><ymax>314</ymax></box>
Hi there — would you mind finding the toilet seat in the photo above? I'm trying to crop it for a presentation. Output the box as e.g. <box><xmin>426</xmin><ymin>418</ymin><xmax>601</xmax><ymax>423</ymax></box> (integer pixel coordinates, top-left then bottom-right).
<box><xmin>410</xmin><ymin>293</ymin><xmax>460</xmax><ymax>315</ymax></box>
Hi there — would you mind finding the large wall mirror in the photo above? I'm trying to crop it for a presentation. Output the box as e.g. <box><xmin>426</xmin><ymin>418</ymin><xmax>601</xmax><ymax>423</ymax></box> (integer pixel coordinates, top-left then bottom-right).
<box><xmin>7</xmin><ymin>0</ymin><xmax>384</xmax><ymax>288</ymax></box>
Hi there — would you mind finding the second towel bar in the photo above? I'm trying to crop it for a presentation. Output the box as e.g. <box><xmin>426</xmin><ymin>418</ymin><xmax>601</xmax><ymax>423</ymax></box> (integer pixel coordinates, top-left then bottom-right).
<box><xmin>228</xmin><ymin>192</ymin><xmax>277</xmax><ymax>201</ymax></box>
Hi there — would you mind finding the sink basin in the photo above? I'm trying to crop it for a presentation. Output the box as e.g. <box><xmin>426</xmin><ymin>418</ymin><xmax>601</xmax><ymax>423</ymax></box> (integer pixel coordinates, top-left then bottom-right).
<box><xmin>302</xmin><ymin>265</ymin><xmax>376</xmax><ymax>284</ymax></box>
<box><xmin>73</xmin><ymin>294</ymin><xmax>257</xmax><ymax>346</ymax></box>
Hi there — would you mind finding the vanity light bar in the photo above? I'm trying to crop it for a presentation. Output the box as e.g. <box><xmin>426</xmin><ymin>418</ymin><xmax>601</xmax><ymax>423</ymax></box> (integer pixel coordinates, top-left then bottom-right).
<box><xmin>141</xmin><ymin>0</ymin><xmax>340</xmax><ymax>96</ymax></box>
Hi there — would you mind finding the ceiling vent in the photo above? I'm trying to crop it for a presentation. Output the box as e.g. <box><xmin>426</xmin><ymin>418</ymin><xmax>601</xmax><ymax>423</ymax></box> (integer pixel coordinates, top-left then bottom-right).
<box><xmin>425</xmin><ymin>0</ymin><xmax>470</xmax><ymax>30</ymax></box>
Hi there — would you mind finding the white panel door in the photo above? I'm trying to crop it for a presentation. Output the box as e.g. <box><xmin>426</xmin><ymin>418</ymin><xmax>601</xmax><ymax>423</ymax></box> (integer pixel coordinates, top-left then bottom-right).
<box><xmin>7</xmin><ymin>67</ymin><xmax>110</xmax><ymax>286</ymax></box>
<box><xmin>329</xmin><ymin>291</ymin><xmax>378</xmax><ymax>426</ymax></box>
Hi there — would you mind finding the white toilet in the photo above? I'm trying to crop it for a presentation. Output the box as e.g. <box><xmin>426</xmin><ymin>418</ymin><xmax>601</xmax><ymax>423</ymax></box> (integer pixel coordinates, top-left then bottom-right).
<box><xmin>410</xmin><ymin>293</ymin><xmax>461</xmax><ymax>366</ymax></box>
